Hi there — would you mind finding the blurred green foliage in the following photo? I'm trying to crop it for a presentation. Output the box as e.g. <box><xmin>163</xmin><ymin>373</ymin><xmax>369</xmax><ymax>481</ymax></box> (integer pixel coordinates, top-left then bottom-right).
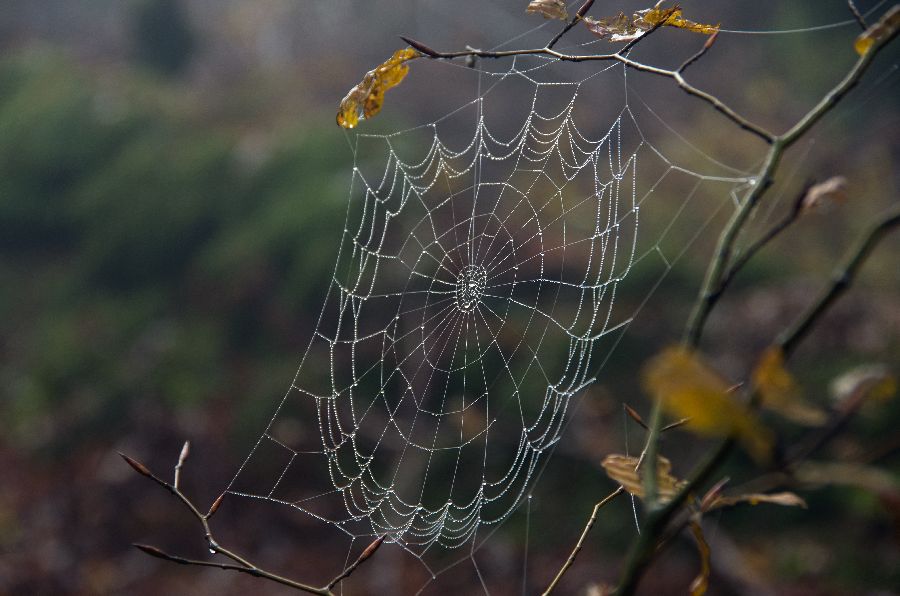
<box><xmin>0</xmin><ymin>50</ymin><xmax>348</xmax><ymax>455</ymax></box>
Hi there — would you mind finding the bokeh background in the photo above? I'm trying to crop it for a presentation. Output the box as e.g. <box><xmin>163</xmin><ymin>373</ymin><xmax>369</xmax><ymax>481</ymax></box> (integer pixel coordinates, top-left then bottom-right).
<box><xmin>1</xmin><ymin>1</ymin><xmax>898</xmax><ymax>594</ymax></box>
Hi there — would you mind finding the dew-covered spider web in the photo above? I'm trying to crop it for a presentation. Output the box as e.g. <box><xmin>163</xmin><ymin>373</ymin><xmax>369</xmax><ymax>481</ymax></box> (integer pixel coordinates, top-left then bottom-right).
<box><xmin>196</xmin><ymin>0</ymin><xmax>900</xmax><ymax>591</ymax></box>
<box><xmin>223</xmin><ymin>42</ymin><xmax>754</xmax><ymax>573</ymax></box>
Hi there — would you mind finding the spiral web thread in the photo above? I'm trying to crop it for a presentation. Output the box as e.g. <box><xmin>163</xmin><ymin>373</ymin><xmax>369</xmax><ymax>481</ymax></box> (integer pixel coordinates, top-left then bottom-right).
<box><xmin>224</xmin><ymin>51</ymin><xmax>753</xmax><ymax>578</ymax></box>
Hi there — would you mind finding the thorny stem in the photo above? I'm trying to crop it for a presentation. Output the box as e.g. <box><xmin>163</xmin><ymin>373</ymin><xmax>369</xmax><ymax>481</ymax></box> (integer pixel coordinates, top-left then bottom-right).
<box><xmin>122</xmin><ymin>450</ymin><xmax>381</xmax><ymax>594</ymax></box>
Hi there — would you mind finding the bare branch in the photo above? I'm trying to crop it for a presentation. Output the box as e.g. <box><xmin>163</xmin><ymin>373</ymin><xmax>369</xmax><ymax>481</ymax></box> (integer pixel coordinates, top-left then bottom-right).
<box><xmin>547</xmin><ymin>0</ymin><xmax>596</xmax><ymax>49</ymax></box>
<box><xmin>677</xmin><ymin>32</ymin><xmax>719</xmax><ymax>74</ymax></box>
<box><xmin>399</xmin><ymin>38</ymin><xmax>775</xmax><ymax>144</ymax></box>
<box><xmin>122</xmin><ymin>446</ymin><xmax>381</xmax><ymax>594</ymax></box>
<box><xmin>778</xmin><ymin>203</ymin><xmax>900</xmax><ymax>355</ymax></box>
<box><xmin>326</xmin><ymin>536</ymin><xmax>385</xmax><ymax>590</ymax></box>
<box><xmin>542</xmin><ymin>487</ymin><xmax>624</xmax><ymax>595</ymax></box>
<box><xmin>847</xmin><ymin>0</ymin><xmax>868</xmax><ymax>30</ymax></box>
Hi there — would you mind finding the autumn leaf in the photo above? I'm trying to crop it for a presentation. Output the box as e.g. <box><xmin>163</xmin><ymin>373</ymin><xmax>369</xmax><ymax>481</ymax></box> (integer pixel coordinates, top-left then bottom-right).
<box><xmin>831</xmin><ymin>364</ymin><xmax>897</xmax><ymax>406</ymax></box>
<box><xmin>705</xmin><ymin>491</ymin><xmax>807</xmax><ymax>512</ymax></box>
<box><xmin>336</xmin><ymin>47</ymin><xmax>420</xmax><ymax>129</ymax></box>
<box><xmin>688</xmin><ymin>520</ymin><xmax>711</xmax><ymax>596</ymax></box>
<box><xmin>601</xmin><ymin>454</ymin><xmax>685</xmax><ymax>502</ymax></box>
<box><xmin>642</xmin><ymin>346</ymin><xmax>773</xmax><ymax>462</ymax></box>
<box><xmin>584</xmin><ymin>2</ymin><xmax>718</xmax><ymax>43</ymax></box>
<box><xmin>753</xmin><ymin>346</ymin><xmax>827</xmax><ymax>426</ymax></box>
<box><xmin>526</xmin><ymin>0</ymin><xmax>568</xmax><ymax>21</ymax></box>
<box><xmin>855</xmin><ymin>5</ymin><xmax>900</xmax><ymax>55</ymax></box>
<box><xmin>800</xmin><ymin>176</ymin><xmax>848</xmax><ymax>212</ymax></box>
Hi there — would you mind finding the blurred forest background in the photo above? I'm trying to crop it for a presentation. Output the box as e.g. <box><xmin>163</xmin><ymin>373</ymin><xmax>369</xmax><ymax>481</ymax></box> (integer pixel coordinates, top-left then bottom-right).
<box><xmin>1</xmin><ymin>1</ymin><xmax>898</xmax><ymax>594</ymax></box>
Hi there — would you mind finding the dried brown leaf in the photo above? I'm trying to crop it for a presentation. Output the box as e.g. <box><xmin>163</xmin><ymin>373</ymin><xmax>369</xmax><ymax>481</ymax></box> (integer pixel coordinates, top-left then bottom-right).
<box><xmin>855</xmin><ymin>5</ymin><xmax>900</xmax><ymax>55</ymax></box>
<box><xmin>753</xmin><ymin>346</ymin><xmax>827</xmax><ymax>426</ymax></box>
<box><xmin>642</xmin><ymin>346</ymin><xmax>773</xmax><ymax>462</ymax></box>
<box><xmin>526</xmin><ymin>0</ymin><xmax>569</xmax><ymax>21</ymax></box>
<box><xmin>707</xmin><ymin>491</ymin><xmax>807</xmax><ymax>511</ymax></box>
<box><xmin>801</xmin><ymin>176</ymin><xmax>848</xmax><ymax>212</ymax></box>
<box><xmin>583</xmin><ymin>3</ymin><xmax>718</xmax><ymax>42</ymax></box>
<box><xmin>337</xmin><ymin>47</ymin><xmax>420</xmax><ymax>129</ymax></box>
<box><xmin>601</xmin><ymin>454</ymin><xmax>684</xmax><ymax>502</ymax></box>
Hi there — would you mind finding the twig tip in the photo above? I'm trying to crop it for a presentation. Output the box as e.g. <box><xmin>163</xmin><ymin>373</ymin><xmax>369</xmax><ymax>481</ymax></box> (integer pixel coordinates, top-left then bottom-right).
<box><xmin>207</xmin><ymin>493</ymin><xmax>225</xmax><ymax>519</ymax></box>
<box><xmin>119</xmin><ymin>452</ymin><xmax>152</xmax><ymax>478</ymax></box>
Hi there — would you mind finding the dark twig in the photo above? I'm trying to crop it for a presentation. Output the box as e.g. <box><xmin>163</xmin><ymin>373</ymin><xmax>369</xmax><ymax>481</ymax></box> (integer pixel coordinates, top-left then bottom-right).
<box><xmin>847</xmin><ymin>0</ymin><xmax>868</xmax><ymax>30</ymax></box>
<box><xmin>399</xmin><ymin>37</ymin><xmax>775</xmax><ymax>144</ymax></box>
<box><xmin>678</xmin><ymin>32</ymin><xmax>719</xmax><ymax>74</ymax></box>
<box><xmin>712</xmin><ymin>181</ymin><xmax>813</xmax><ymax>303</ymax></box>
<box><xmin>542</xmin><ymin>487</ymin><xmax>624</xmax><ymax>595</ymax></box>
<box><xmin>121</xmin><ymin>449</ymin><xmax>380</xmax><ymax>594</ymax></box>
<box><xmin>778</xmin><ymin>203</ymin><xmax>900</xmax><ymax>355</ymax></box>
<box><xmin>547</xmin><ymin>0</ymin><xmax>596</xmax><ymax>49</ymax></box>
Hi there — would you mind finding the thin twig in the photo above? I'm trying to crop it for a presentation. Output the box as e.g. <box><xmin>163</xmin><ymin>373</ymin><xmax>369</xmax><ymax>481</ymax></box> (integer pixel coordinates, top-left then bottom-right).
<box><xmin>400</xmin><ymin>37</ymin><xmax>775</xmax><ymax>143</ymax></box>
<box><xmin>122</xmin><ymin>448</ymin><xmax>381</xmax><ymax>594</ymax></box>
<box><xmin>778</xmin><ymin>203</ymin><xmax>900</xmax><ymax>354</ymax></box>
<box><xmin>542</xmin><ymin>487</ymin><xmax>624</xmax><ymax>595</ymax></box>
<box><xmin>847</xmin><ymin>0</ymin><xmax>868</xmax><ymax>30</ymax></box>
<box><xmin>547</xmin><ymin>0</ymin><xmax>595</xmax><ymax>49</ymax></box>
<box><xmin>678</xmin><ymin>32</ymin><xmax>719</xmax><ymax>74</ymax></box>
<box><xmin>712</xmin><ymin>181</ymin><xmax>812</xmax><ymax>302</ymax></box>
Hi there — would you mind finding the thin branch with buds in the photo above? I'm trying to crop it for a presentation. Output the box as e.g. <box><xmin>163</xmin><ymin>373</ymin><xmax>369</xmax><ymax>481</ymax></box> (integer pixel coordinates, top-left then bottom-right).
<box><xmin>121</xmin><ymin>444</ymin><xmax>381</xmax><ymax>595</ymax></box>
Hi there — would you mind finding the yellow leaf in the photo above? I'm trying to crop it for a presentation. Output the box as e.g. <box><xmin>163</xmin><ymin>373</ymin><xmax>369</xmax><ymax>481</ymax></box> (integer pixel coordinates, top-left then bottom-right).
<box><xmin>336</xmin><ymin>47</ymin><xmax>420</xmax><ymax>129</ymax></box>
<box><xmin>601</xmin><ymin>454</ymin><xmax>684</xmax><ymax>503</ymax></box>
<box><xmin>707</xmin><ymin>491</ymin><xmax>808</xmax><ymax>511</ymax></box>
<box><xmin>753</xmin><ymin>346</ymin><xmax>827</xmax><ymax>426</ymax></box>
<box><xmin>854</xmin><ymin>5</ymin><xmax>900</xmax><ymax>55</ymax></box>
<box><xmin>689</xmin><ymin>520</ymin><xmax>711</xmax><ymax>596</ymax></box>
<box><xmin>638</xmin><ymin>6</ymin><xmax>719</xmax><ymax>35</ymax></box>
<box><xmin>525</xmin><ymin>0</ymin><xmax>568</xmax><ymax>21</ymax></box>
<box><xmin>584</xmin><ymin>3</ymin><xmax>718</xmax><ymax>42</ymax></box>
<box><xmin>642</xmin><ymin>346</ymin><xmax>773</xmax><ymax>462</ymax></box>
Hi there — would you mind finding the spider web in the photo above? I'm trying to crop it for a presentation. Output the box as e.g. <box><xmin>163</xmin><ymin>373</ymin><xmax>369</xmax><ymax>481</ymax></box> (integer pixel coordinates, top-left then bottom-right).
<box><xmin>195</xmin><ymin>0</ymin><xmax>900</xmax><ymax>591</ymax></box>
<box><xmin>224</xmin><ymin>46</ymin><xmax>752</xmax><ymax>570</ymax></box>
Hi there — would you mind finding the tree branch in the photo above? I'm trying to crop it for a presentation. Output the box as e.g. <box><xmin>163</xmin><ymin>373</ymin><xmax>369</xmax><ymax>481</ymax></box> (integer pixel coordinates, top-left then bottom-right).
<box><xmin>121</xmin><ymin>448</ymin><xmax>381</xmax><ymax>594</ymax></box>
<box><xmin>542</xmin><ymin>487</ymin><xmax>624</xmax><ymax>595</ymax></box>
<box><xmin>400</xmin><ymin>32</ymin><xmax>775</xmax><ymax>144</ymax></box>
<box><xmin>777</xmin><ymin>203</ymin><xmax>900</xmax><ymax>355</ymax></box>
<box><xmin>623</xmin><ymin>27</ymin><xmax>899</xmax><ymax>594</ymax></box>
